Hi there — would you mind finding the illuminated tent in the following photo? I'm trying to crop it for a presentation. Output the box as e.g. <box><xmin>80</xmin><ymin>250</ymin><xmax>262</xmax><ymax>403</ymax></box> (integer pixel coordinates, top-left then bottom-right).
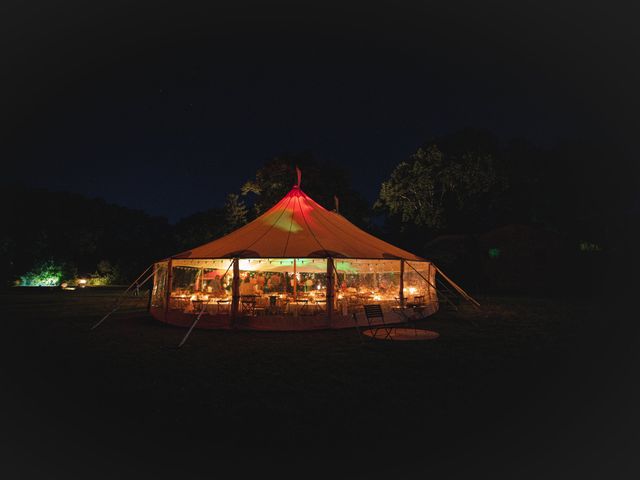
<box><xmin>171</xmin><ymin>186</ymin><xmax>423</xmax><ymax>261</ymax></box>
<box><xmin>148</xmin><ymin>178</ymin><xmax>476</xmax><ymax>331</ymax></box>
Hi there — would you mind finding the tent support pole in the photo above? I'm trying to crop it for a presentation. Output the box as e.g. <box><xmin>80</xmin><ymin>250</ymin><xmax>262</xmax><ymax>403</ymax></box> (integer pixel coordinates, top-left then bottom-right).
<box><xmin>91</xmin><ymin>264</ymin><xmax>156</xmax><ymax>330</ymax></box>
<box><xmin>399</xmin><ymin>260</ymin><xmax>405</xmax><ymax>307</ymax></box>
<box><xmin>293</xmin><ymin>258</ymin><xmax>297</xmax><ymax>301</ymax></box>
<box><xmin>164</xmin><ymin>259</ymin><xmax>174</xmax><ymax>318</ymax></box>
<box><xmin>231</xmin><ymin>258</ymin><xmax>240</xmax><ymax>326</ymax></box>
<box><xmin>197</xmin><ymin>267</ymin><xmax>203</xmax><ymax>291</ymax></box>
<box><xmin>147</xmin><ymin>282</ymin><xmax>153</xmax><ymax>311</ymax></box>
<box><xmin>326</xmin><ymin>257</ymin><xmax>334</xmax><ymax>327</ymax></box>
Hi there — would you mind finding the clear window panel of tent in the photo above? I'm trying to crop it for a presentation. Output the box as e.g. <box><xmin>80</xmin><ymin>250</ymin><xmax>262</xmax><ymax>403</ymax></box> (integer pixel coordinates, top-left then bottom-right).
<box><xmin>237</xmin><ymin>258</ymin><xmax>328</xmax><ymax>316</ymax></box>
<box><xmin>333</xmin><ymin>259</ymin><xmax>401</xmax><ymax>315</ymax></box>
<box><xmin>403</xmin><ymin>261</ymin><xmax>437</xmax><ymax>306</ymax></box>
<box><xmin>151</xmin><ymin>262</ymin><xmax>168</xmax><ymax>308</ymax></box>
<box><xmin>168</xmin><ymin>259</ymin><xmax>234</xmax><ymax>313</ymax></box>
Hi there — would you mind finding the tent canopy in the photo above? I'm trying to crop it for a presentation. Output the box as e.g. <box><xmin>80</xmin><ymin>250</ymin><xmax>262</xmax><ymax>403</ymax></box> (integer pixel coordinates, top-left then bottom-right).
<box><xmin>169</xmin><ymin>186</ymin><xmax>423</xmax><ymax>261</ymax></box>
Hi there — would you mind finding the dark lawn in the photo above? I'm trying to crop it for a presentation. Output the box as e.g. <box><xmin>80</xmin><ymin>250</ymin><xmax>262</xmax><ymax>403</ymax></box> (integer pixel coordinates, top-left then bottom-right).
<box><xmin>0</xmin><ymin>288</ymin><xmax>638</xmax><ymax>479</ymax></box>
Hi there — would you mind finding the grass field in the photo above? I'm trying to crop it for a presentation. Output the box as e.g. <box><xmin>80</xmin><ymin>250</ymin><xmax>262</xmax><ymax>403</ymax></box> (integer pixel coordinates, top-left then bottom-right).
<box><xmin>1</xmin><ymin>287</ymin><xmax>637</xmax><ymax>479</ymax></box>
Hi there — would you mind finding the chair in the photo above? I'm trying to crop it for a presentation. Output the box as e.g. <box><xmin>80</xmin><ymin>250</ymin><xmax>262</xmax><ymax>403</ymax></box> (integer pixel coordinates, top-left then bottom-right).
<box><xmin>216</xmin><ymin>299</ymin><xmax>231</xmax><ymax>315</ymax></box>
<box><xmin>286</xmin><ymin>299</ymin><xmax>309</xmax><ymax>316</ymax></box>
<box><xmin>171</xmin><ymin>296</ymin><xmax>190</xmax><ymax>311</ymax></box>
<box><xmin>267</xmin><ymin>295</ymin><xmax>278</xmax><ymax>315</ymax></box>
<box><xmin>406</xmin><ymin>296</ymin><xmax>430</xmax><ymax>322</ymax></box>
<box><xmin>240</xmin><ymin>295</ymin><xmax>257</xmax><ymax>316</ymax></box>
<box><xmin>298</xmin><ymin>298</ymin><xmax>312</xmax><ymax>316</ymax></box>
<box><xmin>313</xmin><ymin>299</ymin><xmax>327</xmax><ymax>315</ymax></box>
<box><xmin>391</xmin><ymin>298</ymin><xmax>421</xmax><ymax>334</ymax></box>
<box><xmin>189</xmin><ymin>299</ymin><xmax>209</xmax><ymax>315</ymax></box>
<box><xmin>362</xmin><ymin>304</ymin><xmax>394</xmax><ymax>340</ymax></box>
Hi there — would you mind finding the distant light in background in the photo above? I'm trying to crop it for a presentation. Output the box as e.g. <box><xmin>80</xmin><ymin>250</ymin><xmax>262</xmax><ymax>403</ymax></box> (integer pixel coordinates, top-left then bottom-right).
<box><xmin>488</xmin><ymin>248</ymin><xmax>501</xmax><ymax>259</ymax></box>
<box><xmin>579</xmin><ymin>241</ymin><xmax>601</xmax><ymax>252</ymax></box>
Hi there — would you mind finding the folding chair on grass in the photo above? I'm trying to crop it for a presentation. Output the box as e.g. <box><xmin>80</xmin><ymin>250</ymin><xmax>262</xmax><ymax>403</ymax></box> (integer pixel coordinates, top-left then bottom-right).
<box><xmin>362</xmin><ymin>304</ymin><xmax>394</xmax><ymax>340</ymax></box>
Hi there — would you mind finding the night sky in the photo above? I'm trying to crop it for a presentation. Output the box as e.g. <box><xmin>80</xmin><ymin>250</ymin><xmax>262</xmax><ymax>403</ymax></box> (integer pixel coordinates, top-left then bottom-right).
<box><xmin>3</xmin><ymin>1</ymin><xmax>638</xmax><ymax>222</ymax></box>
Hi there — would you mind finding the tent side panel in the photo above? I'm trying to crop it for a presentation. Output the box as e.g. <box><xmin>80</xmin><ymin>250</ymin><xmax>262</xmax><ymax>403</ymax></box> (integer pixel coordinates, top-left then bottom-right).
<box><xmin>404</xmin><ymin>261</ymin><xmax>439</xmax><ymax>314</ymax></box>
<box><xmin>149</xmin><ymin>261</ymin><xmax>169</xmax><ymax>321</ymax></box>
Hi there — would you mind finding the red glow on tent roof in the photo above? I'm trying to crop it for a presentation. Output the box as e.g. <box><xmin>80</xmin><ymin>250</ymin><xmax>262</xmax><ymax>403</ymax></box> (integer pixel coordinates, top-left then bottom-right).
<box><xmin>168</xmin><ymin>185</ymin><xmax>424</xmax><ymax>261</ymax></box>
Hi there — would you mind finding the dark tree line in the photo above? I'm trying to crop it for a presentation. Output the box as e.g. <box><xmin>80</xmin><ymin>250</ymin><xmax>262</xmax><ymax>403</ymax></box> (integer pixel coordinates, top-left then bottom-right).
<box><xmin>2</xmin><ymin>128</ymin><xmax>633</xmax><ymax>293</ymax></box>
<box><xmin>372</xmin><ymin>129</ymin><xmax>634</xmax><ymax>293</ymax></box>
<box><xmin>375</xmin><ymin>129</ymin><xmax>624</xmax><ymax>251</ymax></box>
<box><xmin>0</xmin><ymin>186</ymin><xmax>174</xmax><ymax>285</ymax></box>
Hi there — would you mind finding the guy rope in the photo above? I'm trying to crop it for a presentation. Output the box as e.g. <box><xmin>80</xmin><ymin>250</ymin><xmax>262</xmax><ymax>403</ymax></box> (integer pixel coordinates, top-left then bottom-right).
<box><xmin>91</xmin><ymin>264</ymin><xmax>157</xmax><ymax>330</ymax></box>
<box><xmin>176</xmin><ymin>259</ymin><xmax>235</xmax><ymax>348</ymax></box>
<box><xmin>404</xmin><ymin>261</ymin><xmax>480</xmax><ymax>310</ymax></box>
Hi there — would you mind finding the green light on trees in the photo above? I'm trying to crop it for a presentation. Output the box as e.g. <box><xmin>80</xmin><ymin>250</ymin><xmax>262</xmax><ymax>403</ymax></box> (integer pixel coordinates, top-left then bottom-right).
<box><xmin>579</xmin><ymin>241</ymin><xmax>601</xmax><ymax>252</ymax></box>
<box><xmin>19</xmin><ymin>260</ymin><xmax>64</xmax><ymax>287</ymax></box>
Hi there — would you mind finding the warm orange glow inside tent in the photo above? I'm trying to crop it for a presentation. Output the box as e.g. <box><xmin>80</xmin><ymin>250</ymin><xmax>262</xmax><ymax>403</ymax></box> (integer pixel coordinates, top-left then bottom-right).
<box><xmin>149</xmin><ymin>185</ymin><xmax>439</xmax><ymax>331</ymax></box>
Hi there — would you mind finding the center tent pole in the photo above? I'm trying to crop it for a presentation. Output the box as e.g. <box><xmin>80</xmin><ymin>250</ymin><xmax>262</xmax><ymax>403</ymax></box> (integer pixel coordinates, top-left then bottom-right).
<box><xmin>326</xmin><ymin>257</ymin><xmax>334</xmax><ymax>326</ymax></box>
<box><xmin>231</xmin><ymin>258</ymin><xmax>240</xmax><ymax>326</ymax></box>
<box><xmin>293</xmin><ymin>258</ymin><xmax>297</xmax><ymax>301</ymax></box>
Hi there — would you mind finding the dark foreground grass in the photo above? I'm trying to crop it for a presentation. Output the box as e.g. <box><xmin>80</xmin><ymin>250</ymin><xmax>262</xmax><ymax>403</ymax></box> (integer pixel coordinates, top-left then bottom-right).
<box><xmin>0</xmin><ymin>288</ymin><xmax>638</xmax><ymax>479</ymax></box>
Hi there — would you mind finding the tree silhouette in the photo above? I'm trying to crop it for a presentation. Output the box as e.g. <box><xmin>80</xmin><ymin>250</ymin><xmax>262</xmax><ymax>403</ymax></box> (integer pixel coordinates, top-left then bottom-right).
<box><xmin>223</xmin><ymin>193</ymin><xmax>248</xmax><ymax>233</ymax></box>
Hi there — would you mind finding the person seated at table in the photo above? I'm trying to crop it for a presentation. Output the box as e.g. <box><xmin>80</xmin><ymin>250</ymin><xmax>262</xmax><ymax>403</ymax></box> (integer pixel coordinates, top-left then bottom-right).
<box><xmin>255</xmin><ymin>273</ymin><xmax>266</xmax><ymax>291</ymax></box>
<box><xmin>267</xmin><ymin>273</ymin><xmax>282</xmax><ymax>292</ymax></box>
<box><xmin>222</xmin><ymin>276</ymin><xmax>232</xmax><ymax>294</ymax></box>
<box><xmin>210</xmin><ymin>274</ymin><xmax>224</xmax><ymax>296</ymax></box>
<box><xmin>304</xmin><ymin>278</ymin><xmax>314</xmax><ymax>291</ymax></box>
<box><xmin>240</xmin><ymin>276</ymin><xmax>256</xmax><ymax>295</ymax></box>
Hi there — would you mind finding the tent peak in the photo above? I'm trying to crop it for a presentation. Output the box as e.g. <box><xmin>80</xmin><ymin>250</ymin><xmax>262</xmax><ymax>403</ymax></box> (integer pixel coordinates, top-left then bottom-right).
<box><xmin>295</xmin><ymin>165</ymin><xmax>302</xmax><ymax>188</ymax></box>
<box><xmin>166</xmin><ymin>178</ymin><xmax>425</xmax><ymax>262</ymax></box>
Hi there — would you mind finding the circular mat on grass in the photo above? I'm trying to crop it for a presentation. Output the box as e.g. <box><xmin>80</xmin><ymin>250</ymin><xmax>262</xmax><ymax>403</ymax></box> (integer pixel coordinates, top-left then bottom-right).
<box><xmin>362</xmin><ymin>328</ymin><xmax>439</xmax><ymax>341</ymax></box>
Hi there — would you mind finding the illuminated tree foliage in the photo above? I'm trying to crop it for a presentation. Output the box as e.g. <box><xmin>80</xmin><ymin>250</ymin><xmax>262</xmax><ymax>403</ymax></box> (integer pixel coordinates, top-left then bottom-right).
<box><xmin>19</xmin><ymin>259</ymin><xmax>66</xmax><ymax>287</ymax></box>
<box><xmin>376</xmin><ymin>143</ymin><xmax>507</xmax><ymax>231</ymax></box>
<box><xmin>1</xmin><ymin>186</ymin><xmax>173</xmax><ymax>286</ymax></box>
<box><xmin>241</xmin><ymin>156</ymin><xmax>297</xmax><ymax>215</ymax></box>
